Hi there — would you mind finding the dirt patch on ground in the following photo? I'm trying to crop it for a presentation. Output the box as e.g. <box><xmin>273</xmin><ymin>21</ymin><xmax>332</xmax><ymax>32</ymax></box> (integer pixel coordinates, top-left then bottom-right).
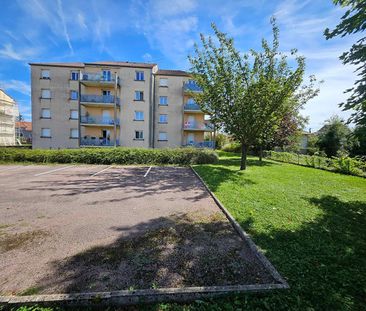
<box><xmin>0</xmin><ymin>229</ymin><xmax>48</xmax><ymax>252</ymax></box>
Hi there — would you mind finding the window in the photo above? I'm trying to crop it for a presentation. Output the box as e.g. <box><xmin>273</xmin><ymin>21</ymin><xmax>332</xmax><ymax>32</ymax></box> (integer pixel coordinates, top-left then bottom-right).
<box><xmin>70</xmin><ymin>90</ymin><xmax>78</xmax><ymax>100</ymax></box>
<box><xmin>135</xmin><ymin>130</ymin><xmax>144</xmax><ymax>140</ymax></box>
<box><xmin>158</xmin><ymin>132</ymin><xmax>168</xmax><ymax>141</ymax></box>
<box><xmin>134</xmin><ymin>111</ymin><xmax>144</xmax><ymax>121</ymax></box>
<box><xmin>41</xmin><ymin>70</ymin><xmax>50</xmax><ymax>79</ymax></box>
<box><xmin>70</xmin><ymin>71</ymin><xmax>79</xmax><ymax>80</ymax></box>
<box><xmin>135</xmin><ymin>71</ymin><xmax>144</xmax><ymax>81</ymax></box>
<box><xmin>159</xmin><ymin>114</ymin><xmax>168</xmax><ymax>123</ymax></box>
<box><xmin>41</xmin><ymin>108</ymin><xmax>51</xmax><ymax>119</ymax></box>
<box><xmin>102</xmin><ymin>90</ymin><xmax>111</xmax><ymax>96</ymax></box>
<box><xmin>159</xmin><ymin>96</ymin><xmax>168</xmax><ymax>105</ymax></box>
<box><xmin>102</xmin><ymin>70</ymin><xmax>111</xmax><ymax>81</ymax></box>
<box><xmin>159</xmin><ymin>78</ymin><xmax>168</xmax><ymax>87</ymax></box>
<box><xmin>70</xmin><ymin>128</ymin><xmax>79</xmax><ymax>139</ymax></box>
<box><xmin>70</xmin><ymin>110</ymin><xmax>78</xmax><ymax>120</ymax></box>
<box><xmin>41</xmin><ymin>89</ymin><xmax>51</xmax><ymax>99</ymax></box>
<box><xmin>41</xmin><ymin>128</ymin><xmax>51</xmax><ymax>138</ymax></box>
<box><xmin>134</xmin><ymin>91</ymin><xmax>144</xmax><ymax>101</ymax></box>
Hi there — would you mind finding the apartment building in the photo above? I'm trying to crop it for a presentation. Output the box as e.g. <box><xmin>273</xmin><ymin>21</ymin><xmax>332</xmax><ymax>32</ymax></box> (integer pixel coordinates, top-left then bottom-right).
<box><xmin>30</xmin><ymin>61</ymin><xmax>214</xmax><ymax>149</ymax></box>
<box><xmin>0</xmin><ymin>89</ymin><xmax>17</xmax><ymax>146</ymax></box>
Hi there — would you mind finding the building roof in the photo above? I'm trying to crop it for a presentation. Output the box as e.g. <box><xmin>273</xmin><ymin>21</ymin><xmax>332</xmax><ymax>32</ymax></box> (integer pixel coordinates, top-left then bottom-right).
<box><xmin>86</xmin><ymin>61</ymin><xmax>157</xmax><ymax>68</ymax></box>
<box><xmin>29</xmin><ymin>61</ymin><xmax>157</xmax><ymax>69</ymax></box>
<box><xmin>28</xmin><ymin>62</ymin><xmax>85</xmax><ymax>68</ymax></box>
<box><xmin>155</xmin><ymin>69</ymin><xmax>191</xmax><ymax>77</ymax></box>
<box><xmin>16</xmin><ymin>121</ymin><xmax>32</xmax><ymax>131</ymax></box>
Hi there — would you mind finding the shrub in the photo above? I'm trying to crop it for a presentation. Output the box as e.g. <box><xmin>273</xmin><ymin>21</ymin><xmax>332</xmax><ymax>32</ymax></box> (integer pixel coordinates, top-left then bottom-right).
<box><xmin>0</xmin><ymin>147</ymin><xmax>218</xmax><ymax>166</ymax></box>
<box><xmin>221</xmin><ymin>142</ymin><xmax>241</xmax><ymax>153</ymax></box>
<box><xmin>265</xmin><ymin>150</ymin><xmax>365</xmax><ymax>178</ymax></box>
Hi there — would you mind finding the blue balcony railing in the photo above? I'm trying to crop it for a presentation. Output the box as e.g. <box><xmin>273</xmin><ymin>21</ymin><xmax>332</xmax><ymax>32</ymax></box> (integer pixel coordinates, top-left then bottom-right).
<box><xmin>184</xmin><ymin>121</ymin><xmax>214</xmax><ymax>131</ymax></box>
<box><xmin>184</xmin><ymin>102</ymin><xmax>202</xmax><ymax>111</ymax></box>
<box><xmin>185</xmin><ymin>141</ymin><xmax>215</xmax><ymax>148</ymax></box>
<box><xmin>80</xmin><ymin>116</ymin><xmax>120</xmax><ymax>126</ymax></box>
<box><xmin>183</xmin><ymin>80</ymin><xmax>202</xmax><ymax>92</ymax></box>
<box><xmin>81</xmin><ymin>73</ymin><xmax>120</xmax><ymax>85</ymax></box>
<box><xmin>80</xmin><ymin>94</ymin><xmax>120</xmax><ymax>105</ymax></box>
<box><xmin>80</xmin><ymin>138</ymin><xmax>119</xmax><ymax>147</ymax></box>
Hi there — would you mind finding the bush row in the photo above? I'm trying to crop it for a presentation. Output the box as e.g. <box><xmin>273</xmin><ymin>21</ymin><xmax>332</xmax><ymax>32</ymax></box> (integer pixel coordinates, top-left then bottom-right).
<box><xmin>265</xmin><ymin>151</ymin><xmax>366</xmax><ymax>177</ymax></box>
<box><xmin>0</xmin><ymin>147</ymin><xmax>219</xmax><ymax>165</ymax></box>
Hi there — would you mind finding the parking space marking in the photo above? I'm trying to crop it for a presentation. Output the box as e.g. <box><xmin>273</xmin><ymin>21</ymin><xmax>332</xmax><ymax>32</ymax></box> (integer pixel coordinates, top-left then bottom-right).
<box><xmin>34</xmin><ymin>165</ymin><xmax>75</xmax><ymax>177</ymax></box>
<box><xmin>144</xmin><ymin>166</ymin><xmax>152</xmax><ymax>178</ymax></box>
<box><xmin>0</xmin><ymin>166</ymin><xmax>22</xmax><ymax>172</ymax></box>
<box><xmin>91</xmin><ymin>165</ymin><xmax>113</xmax><ymax>177</ymax></box>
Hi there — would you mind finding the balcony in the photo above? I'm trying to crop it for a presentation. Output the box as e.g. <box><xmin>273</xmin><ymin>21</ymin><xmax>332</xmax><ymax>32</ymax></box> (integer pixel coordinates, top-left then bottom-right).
<box><xmin>80</xmin><ymin>137</ymin><xmax>120</xmax><ymax>147</ymax></box>
<box><xmin>80</xmin><ymin>116</ymin><xmax>120</xmax><ymax>127</ymax></box>
<box><xmin>184</xmin><ymin>141</ymin><xmax>215</xmax><ymax>149</ymax></box>
<box><xmin>183</xmin><ymin>80</ymin><xmax>202</xmax><ymax>93</ymax></box>
<box><xmin>184</xmin><ymin>102</ymin><xmax>203</xmax><ymax>113</ymax></box>
<box><xmin>0</xmin><ymin>107</ymin><xmax>15</xmax><ymax>117</ymax></box>
<box><xmin>80</xmin><ymin>94</ymin><xmax>120</xmax><ymax>107</ymax></box>
<box><xmin>81</xmin><ymin>73</ymin><xmax>120</xmax><ymax>87</ymax></box>
<box><xmin>183</xmin><ymin>121</ymin><xmax>214</xmax><ymax>131</ymax></box>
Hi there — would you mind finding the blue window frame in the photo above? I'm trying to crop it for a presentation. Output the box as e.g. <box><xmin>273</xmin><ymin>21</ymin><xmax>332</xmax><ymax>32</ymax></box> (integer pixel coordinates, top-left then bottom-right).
<box><xmin>159</xmin><ymin>96</ymin><xmax>168</xmax><ymax>105</ymax></box>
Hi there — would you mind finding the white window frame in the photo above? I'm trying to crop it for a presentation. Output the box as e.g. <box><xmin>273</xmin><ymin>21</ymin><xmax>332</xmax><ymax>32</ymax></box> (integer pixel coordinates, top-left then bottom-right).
<box><xmin>135</xmin><ymin>71</ymin><xmax>144</xmax><ymax>81</ymax></box>
<box><xmin>70</xmin><ymin>90</ymin><xmax>78</xmax><ymax>100</ymax></box>
<box><xmin>134</xmin><ymin>111</ymin><xmax>144</xmax><ymax>121</ymax></box>
<box><xmin>159</xmin><ymin>96</ymin><xmax>168</xmax><ymax>106</ymax></box>
<box><xmin>159</xmin><ymin>114</ymin><xmax>168</xmax><ymax>123</ymax></box>
<box><xmin>41</xmin><ymin>89</ymin><xmax>51</xmax><ymax>99</ymax></box>
<box><xmin>41</xmin><ymin>70</ymin><xmax>50</xmax><ymax>79</ymax></box>
<box><xmin>41</xmin><ymin>108</ymin><xmax>51</xmax><ymax>119</ymax></box>
<box><xmin>70</xmin><ymin>128</ymin><xmax>79</xmax><ymax>139</ymax></box>
<box><xmin>135</xmin><ymin>130</ymin><xmax>144</xmax><ymax>140</ymax></box>
<box><xmin>158</xmin><ymin>132</ymin><xmax>168</xmax><ymax>141</ymax></box>
<box><xmin>70</xmin><ymin>71</ymin><xmax>79</xmax><ymax>81</ymax></box>
<box><xmin>134</xmin><ymin>91</ymin><xmax>144</xmax><ymax>101</ymax></box>
<box><xmin>159</xmin><ymin>78</ymin><xmax>168</xmax><ymax>87</ymax></box>
<box><xmin>41</xmin><ymin>128</ymin><xmax>51</xmax><ymax>138</ymax></box>
<box><xmin>70</xmin><ymin>110</ymin><xmax>78</xmax><ymax>120</ymax></box>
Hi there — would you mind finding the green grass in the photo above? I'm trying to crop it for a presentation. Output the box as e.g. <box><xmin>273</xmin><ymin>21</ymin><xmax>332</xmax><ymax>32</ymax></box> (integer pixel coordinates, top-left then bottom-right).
<box><xmin>5</xmin><ymin>152</ymin><xmax>366</xmax><ymax>311</ymax></box>
<box><xmin>188</xmin><ymin>151</ymin><xmax>366</xmax><ymax>310</ymax></box>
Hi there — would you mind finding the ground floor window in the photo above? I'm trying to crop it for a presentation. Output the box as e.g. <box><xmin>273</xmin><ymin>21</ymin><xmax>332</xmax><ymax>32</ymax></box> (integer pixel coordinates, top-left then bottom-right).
<box><xmin>41</xmin><ymin>128</ymin><xmax>51</xmax><ymax>138</ymax></box>
<box><xmin>70</xmin><ymin>128</ymin><xmax>79</xmax><ymax>138</ymax></box>
<box><xmin>158</xmin><ymin>132</ymin><xmax>167</xmax><ymax>141</ymax></box>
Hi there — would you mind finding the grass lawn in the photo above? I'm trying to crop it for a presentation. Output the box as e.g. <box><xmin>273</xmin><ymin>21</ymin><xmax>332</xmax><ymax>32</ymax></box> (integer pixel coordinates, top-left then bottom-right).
<box><xmin>186</xmin><ymin>151</ymin><xmax>366</xmax><ymax>311</ymax></box>
<box><xmin>4</xmin><ymin>152</ymin><xmax>366</xmax><ymax>311</ymax></box>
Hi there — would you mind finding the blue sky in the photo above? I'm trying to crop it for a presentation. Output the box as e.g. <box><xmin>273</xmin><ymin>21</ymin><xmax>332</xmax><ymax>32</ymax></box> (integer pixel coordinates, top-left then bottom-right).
<box><xmin>0</xmin><ymin>0</ymin><xmax>360</xmax><ymax>130</ymax></box>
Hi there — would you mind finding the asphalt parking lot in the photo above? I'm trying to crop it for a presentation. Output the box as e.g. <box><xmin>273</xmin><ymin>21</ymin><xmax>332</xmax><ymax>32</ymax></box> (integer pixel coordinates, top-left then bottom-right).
<box><xmin>0</xmin><ymin>164</ymin><xmax>277</xmax><ymax>295</ymax></box>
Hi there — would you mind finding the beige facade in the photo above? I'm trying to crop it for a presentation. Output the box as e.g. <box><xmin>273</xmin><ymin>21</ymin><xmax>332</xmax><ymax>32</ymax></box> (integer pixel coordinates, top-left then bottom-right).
<box><xmin>30</xmin><ymin>62</ymin><xmax>214</xmax><ymax>149</ymax></box>
<box><xmin>0</xmin><ymin>89</ymin><xmax>17</xmax><ymax>146</ymax></box>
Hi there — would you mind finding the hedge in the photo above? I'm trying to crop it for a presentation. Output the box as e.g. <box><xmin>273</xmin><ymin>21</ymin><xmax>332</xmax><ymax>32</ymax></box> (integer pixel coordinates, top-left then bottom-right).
<box><xmin>265</xmin><ymin>151</ymin><xmax>366</xmax><ymax>178</ymax></box>
<box><xmin>0</xmin><ymin>147</ymin><xmax>219</xmax><ymax>165</ymax></box>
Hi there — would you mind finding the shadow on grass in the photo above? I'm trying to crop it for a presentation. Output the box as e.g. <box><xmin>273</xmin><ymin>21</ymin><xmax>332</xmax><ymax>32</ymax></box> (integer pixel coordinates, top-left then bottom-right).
<box><xmin>229</xmin><ymin>195</ymin><xmax>366</xmax><ymax>310</ymax></box>
<box><xmin>32</xmin><ymin>213</ymin><xmax>275</xmax><ymax>294</ymax></box>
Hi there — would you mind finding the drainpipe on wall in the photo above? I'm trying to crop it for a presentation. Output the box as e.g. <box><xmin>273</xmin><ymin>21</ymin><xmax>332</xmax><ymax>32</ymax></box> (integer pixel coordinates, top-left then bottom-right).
<box><xmin>78</xmin><ymin>70</ymin><xmax>82</xmax><ymax>148</ymax></box>
<box><xmin>150</xmin><ymin>69</ymin><xmax>155</xmax><ymax>148</ymax></box>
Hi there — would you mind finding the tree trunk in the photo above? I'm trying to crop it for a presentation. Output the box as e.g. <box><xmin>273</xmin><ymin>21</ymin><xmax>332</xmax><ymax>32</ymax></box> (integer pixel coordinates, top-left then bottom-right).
<box><xmin>259</xmin><ymin>145</ymin><xmax>263</xmax><ymax>162</ymax></box>
<box><xmin>240</xmin><ymin>143</ymin><xmax>247</xmax><ymax>170</ymax></box>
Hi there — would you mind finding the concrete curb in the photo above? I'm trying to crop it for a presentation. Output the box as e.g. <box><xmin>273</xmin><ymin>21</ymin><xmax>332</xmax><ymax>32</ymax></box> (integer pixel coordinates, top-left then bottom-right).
<box><xmin>0</xmin><ymin>166</ymin><xmax>288</xmax><ymax>308</ymax></box>
<box><xmin>190</xmin><ymin>166</ymin><xmax>289</xmax><ymax>288</ymax></box>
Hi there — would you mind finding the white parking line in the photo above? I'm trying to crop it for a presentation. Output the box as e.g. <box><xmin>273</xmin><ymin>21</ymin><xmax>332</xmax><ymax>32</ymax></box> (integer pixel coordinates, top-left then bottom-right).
<box><xmin>91</xmin><ymin>165</ymin><xmax>113</xmax><ymax>177</ymax></box>
<box><xmin>0</xmin><ymin>166</ymin><xmax>21</xmax><ymax>172</ymax></box>
<box><xmin>34</xmin><ymin>165</ymin><xmax>74</xmax><ymax>177</ymax></box>
<box><xmin>144</xmin><ymin>166</ymin><xmax>152</xmax><ymax>177</ymax></box>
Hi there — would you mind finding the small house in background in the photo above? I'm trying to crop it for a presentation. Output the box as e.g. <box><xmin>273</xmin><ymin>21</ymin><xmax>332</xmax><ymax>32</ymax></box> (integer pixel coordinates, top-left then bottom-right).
<box><xmin>15</xmin><ymin>121</ymin><xmax>32</xmax><ymax>144</ymax></box>
<box><xmin>0</xmin><ymin>89</ymin><xmax>17</xmax><ymax>146</ymax></box>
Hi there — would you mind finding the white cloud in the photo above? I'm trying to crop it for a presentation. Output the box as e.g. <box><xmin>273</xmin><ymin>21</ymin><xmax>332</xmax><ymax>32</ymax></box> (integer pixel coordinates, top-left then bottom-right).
<box><xmin>0</xmin><ymin>80</ymin><xmax>31</xmax><ymax>96</ymax></box>
<box><xmin>131</xmin><ymin>0</ymin><xmax>199</xmax><ymax>67</ymax></box>
<box><xmin>0</xmin><ymin>43</ymin><xmax>39</xmax><ymax>61</ymax></box>
<box><xmin>56</xmin><ymin>0</ymin><xmax>73</xmax><ymax>53</ymax></box>
<box><xmin>142</xmin><ymin>53</ymin><xmax>153</xmax><ymax>62</ymax></box>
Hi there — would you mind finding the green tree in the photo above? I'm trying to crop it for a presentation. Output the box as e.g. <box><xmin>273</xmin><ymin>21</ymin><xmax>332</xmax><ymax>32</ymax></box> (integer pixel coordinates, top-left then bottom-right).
<box><xmin>324</xmin><ymin>0</ymin><xmax>366</xmax><ymax>126</ymax></box>
<box><xmin>189</xmin><ymin>19</ymin><xmax>316</xmax><ymax>170</ymax></box>
<box><xmin>351</xmin><ymin>124</ymin><xmax>366</xmax><ymax>156</ymax></box>
<box><xmin>317</xmin><ymin>115</ymin><xmax>356</xmax><ymax>157</ymax></box>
